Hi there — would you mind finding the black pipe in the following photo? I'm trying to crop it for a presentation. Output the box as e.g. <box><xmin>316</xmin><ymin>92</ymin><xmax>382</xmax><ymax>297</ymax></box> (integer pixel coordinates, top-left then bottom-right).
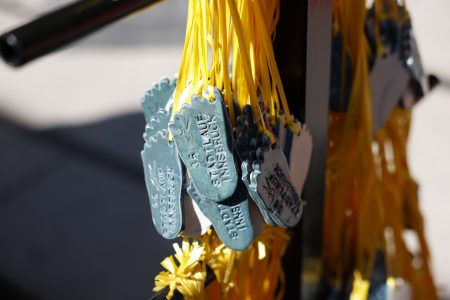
<box><xmin>0</xmin><ymin>0</ymin><xmax>162</xmax><ymax>67</ymax></box>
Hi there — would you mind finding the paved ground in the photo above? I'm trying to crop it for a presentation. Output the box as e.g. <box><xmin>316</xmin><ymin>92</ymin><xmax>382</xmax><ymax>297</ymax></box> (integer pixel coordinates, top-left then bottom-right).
<box><xmin>0</xmin><ymin>114</ymin><xmax>177</xmax><ymax>300</ymax></box>
<box><xmin>0</xmin><ymin>0</ymin><xmax>449</xmax><ymax>298</ymax></box>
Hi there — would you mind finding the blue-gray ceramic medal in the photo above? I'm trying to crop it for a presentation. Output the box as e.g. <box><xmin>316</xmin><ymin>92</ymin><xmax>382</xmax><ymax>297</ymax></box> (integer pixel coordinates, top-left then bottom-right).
<box><xmin>170</xmin><ymin>88</ymin><xmax>238</xmax><ymax>202</ymax></box>
<box><xmin>141</xmin><ymin>132</ymin><xmax>183</xmax><ymax>239</ymax></box>
<box><xmin>187</xmin><ymin>181</ymin><xmax>253</xmax><ymax>251</ymax></box>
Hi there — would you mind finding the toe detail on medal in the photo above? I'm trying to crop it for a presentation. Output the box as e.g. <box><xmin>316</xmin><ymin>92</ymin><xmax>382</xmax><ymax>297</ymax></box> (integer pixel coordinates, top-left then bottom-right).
<box><xmin>141</xmin><ymin>77</ymin><xmax>177</xmax><ymax>124</ymax></box>
<box><xmin>145</xmin><ymin>107</ymin><xmax>172</xmax><ymax>141</ymax></box>
<box><xmin>170</xmin><ymin>88</ymin><xmax>238</xmax><ymax>203</ymax></box>
<box><xmin>141</xmin><ymin>132</ymin><xmax>184</xmax><ymax>239</ymax></box>
<box><xmin>241</xmin><ymin>160</ymin><xmax>277</xmax><ymax>226</ymax></box>
<box><xmin>140</xmin><ymin>78</ymin><xmax>184</xmax><ymax>240</ymax></box>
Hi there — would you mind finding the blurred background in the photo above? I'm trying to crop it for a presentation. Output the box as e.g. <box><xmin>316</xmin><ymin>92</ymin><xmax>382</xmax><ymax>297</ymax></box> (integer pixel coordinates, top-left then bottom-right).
<box><xmin>0</xmin><ymin>0</ymin><xmax>449</xmax><ymax>299</ymax></box>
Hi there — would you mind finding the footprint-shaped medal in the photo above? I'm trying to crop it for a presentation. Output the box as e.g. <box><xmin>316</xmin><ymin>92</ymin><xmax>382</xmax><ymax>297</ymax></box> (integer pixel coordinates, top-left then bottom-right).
<box><xmin>252</xmin><ymin>145</ymin><xmax>303</xmax><ymax>227</ymax></box>
<box><xmin>141</xmin><ymin>132</ymin><xmax>184</xmax><ymax>239</ymax></box>
<box><xmin>187</xmin><ymin>180</ymin><xmax>254</xmax><ymax>251</ymax></box>
<box><xmin>141</xmin><ymin>78</ymin><xmax>184</xmax><ymax>239</ymax></box>
<box><xmin>141</xmin><ymin>77</ymin><xmax>177</xmax><ymax>124</ymax></box>
<box><xmin>170</xmin><ymin>88</ymin><xmax>238</xmax><ymax>202</ymax></box>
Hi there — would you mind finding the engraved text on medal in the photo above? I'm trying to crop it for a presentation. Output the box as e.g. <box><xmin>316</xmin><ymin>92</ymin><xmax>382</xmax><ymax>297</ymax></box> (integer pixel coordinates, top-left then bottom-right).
<box><xmin>218</xmin><ymin>204</ymin><xmax>248</xmax><ymax>239</ymax></box>
<box><xmin>150</xmin><ymin>164</ymin><xmax>177</xmax><ymax>237</ymax></box>
<box><xmin>196</xmin><ymin>114</ymin><xmax>232</xmax><ymax>187</ymax></box>
<box><xmin>262</xmin><ymin>163</ymin><xmax>301</xmax><ymax>216</ymax></box>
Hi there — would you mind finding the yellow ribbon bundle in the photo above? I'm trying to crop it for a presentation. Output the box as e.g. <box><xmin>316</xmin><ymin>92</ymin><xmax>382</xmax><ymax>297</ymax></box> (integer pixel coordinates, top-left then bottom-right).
<box><xmin>154</xmin><ymin>228</ymin><xmax>290</xmax><ymax>299</ymax></box>
<box><xmin>172</xmin><ymin>0</ymin><xmax>299</xmax><ymax>139</ymax></box>
<box><xmin>373</xmin><ymin>107</ymin><xmax>437</xmax><ymax>299</ymax></box>
<box><xmin>154</xmin><ymin>0</ymin><xmax>299</xmax><ymax>298</ymax></box>
<box><xmin>153</xmin><ymin>0</ymin><xmax>437</xmax><ymax>298</ymax></box>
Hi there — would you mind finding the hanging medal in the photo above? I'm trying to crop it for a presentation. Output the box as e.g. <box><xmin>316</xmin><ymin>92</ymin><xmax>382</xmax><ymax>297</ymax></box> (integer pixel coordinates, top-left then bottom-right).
<box><xmin>398</xmin><ymin>2</ymin><xmax>428</xmax><ymax>106</ymax></box>
<box><xmin>234</xmin><ymin>105</ymin><xmax>277</xmax><ymax>226</ymax></box>
<box><xmin>368</xmin><ymin>0</ymin><xmax>409</xmax><ymax>132</ymax></box>
<box><xmin>187</xmin><ymin>178</ymin><xmax>254</xmax><ymax>251</ymax></box>
<box><xmin>141</xmin><ymin>78</ymin><xmax>184</xmax><ymax>239</ymax></box>
<box><xmin>231</xmin><ymin>0</ymin><xmax>305</xmax><ymax>228</ymax></box>
<box><xmin>170</xmin><ymin>89</ymin><xmax>238</xmax><ymax>202</ymax></box>
<box><xmin>166</xmin><ymin>0</ymin><xmax>256</xmax><ymax>250</ymax></box>
<box><xmin>143</xmin><ymin>0</ymin><xmax>312</xmax><ymax>250</ymax></box>
<box><xmin>152</xmin><ymin>1</ymin><xmax>316</xmax><ymax>298</ymax></box>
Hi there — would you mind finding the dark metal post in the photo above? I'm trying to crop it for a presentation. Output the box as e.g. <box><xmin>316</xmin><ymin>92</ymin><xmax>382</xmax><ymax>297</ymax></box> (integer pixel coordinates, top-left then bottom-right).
<box><xmin>274</xmin><ymin>0</ymin><xmax>332</xmax><ymax>299</ymax></box>
<box><xmin>1</xmin><ymin>0</ymin><xmax>333</xmax><ymax>297</ymax></box>
<box><xmin>273</xmin><ymin>1</ymin><xmax>308</xmax><ymax>299</ymax></box>
<box><xmin>302</xmin><ymin>0</ymin><xmax>332</xmax><ymax>299</ymax></box>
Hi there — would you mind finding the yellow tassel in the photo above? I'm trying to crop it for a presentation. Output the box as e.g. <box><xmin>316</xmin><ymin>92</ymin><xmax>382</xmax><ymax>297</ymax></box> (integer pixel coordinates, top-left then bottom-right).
<box><xmin>154</xmin><ymin>226</ymin><xmax>290</xmax><ymax>300</ymax></box>
<box><xmin>349</xmin><ymin>271</ymin><xmax>370</xmax><ymax>300</ymax></box>
<box><xmin>154</xmin><ymin>239</ymin><xmax>206</xmax><ymax>299</ymax></box>
<box><xmin>322</xmin><ymin>1</ymin><xmax>437</xmax><ymax>298</ymax></box>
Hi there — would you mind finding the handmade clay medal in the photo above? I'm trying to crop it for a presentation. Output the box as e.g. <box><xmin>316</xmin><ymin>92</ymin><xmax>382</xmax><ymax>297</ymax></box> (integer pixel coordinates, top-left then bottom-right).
<box><xmin>241</xmin><ymin>159</ymin><xmax>277</xmax><ymax>226</ymax></box>
<box><xmin>250</xmin><ymin>143</ymin><xmax>303</xmax><ymax>228</ymax></box>
<box><xmin>141</xmin><ymin>79</ymin><xmax>184</xmax><ymax>239</ymax></box>
<box><xmin>186</xmin><ymin>178</ymin><xmax>254</xmax><ymax>251</ymax></box>
<box><xmin>401</xmin><ymin>21</ymin><xmax>428</xmax><ymax>96</ymax></box>
<box><xmin>234</xmin><ymin>105</ymin><xmax>277</xmax><ymax>226</ymax></box>
<box><xmin>170</xmin><ymin>88</ymin><xmax>238</xmax><ymax>202</ymax></box>
<box><xmin>142</xmin><ymin>78</ymin><xmax>177</xmax><ymax>125</ymax></box>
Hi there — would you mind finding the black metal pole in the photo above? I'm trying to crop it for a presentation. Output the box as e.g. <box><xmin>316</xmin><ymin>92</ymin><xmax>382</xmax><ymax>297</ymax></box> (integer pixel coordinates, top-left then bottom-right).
<box><xmin>301</xmin><ymin>0</ymin><xmax>332</xmax><ymax>299</ymax></box>
<box><xmin>274</xmin><ymin>0</ymin><xmax>332</xmax><ymax>298</ymax></box>
<box><xmin>273</xmin><ymin>1</ymin><xmax>308</xmax><ymax>299</ymax></box>
<box><xmin>0</xmin><ymin>0</ymin><xmax>162</xmax><ymax>67</ymax></box>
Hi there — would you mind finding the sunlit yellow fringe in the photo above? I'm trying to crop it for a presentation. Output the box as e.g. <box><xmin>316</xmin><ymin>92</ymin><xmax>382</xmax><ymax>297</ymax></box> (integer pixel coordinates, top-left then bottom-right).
<box><xmin>156</xmin><ymin>0</ymin><xmax>298</xmax><ymax>298</ymax></box>
<box><xmin>171</xmin><ymin>0</ymin><xmax>299</xmax><ymax>142</ymax></box>
<box><xmin>154</xmin><ymin>227</ymin><xmax>290</xmax><ymax>300</ymax></box>
<box><xmin>323</xmin><ymin>0</ymin><xmax>437</xmax><ymax>298</ymax></box>
<box><xmin>154</xmin><ymin>240</ymin><xmax>206</xmax><ymax>299</ymax></box>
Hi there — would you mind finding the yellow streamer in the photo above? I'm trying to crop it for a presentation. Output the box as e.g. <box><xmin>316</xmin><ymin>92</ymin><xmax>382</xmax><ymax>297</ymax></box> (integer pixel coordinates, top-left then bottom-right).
<box><xmin>323</xmin><ymin>0</ymin><xmax>438</xmax><ymax>298</ymax></box>
<box><xmin>156</xmin><ymin>1</ymin><xmax>299</xmax><ymax>298</ymax></box>
<box><xmin>171</xmin><ymin>0</ymin><xmax>299</xmax><ymax>143</ymax></box>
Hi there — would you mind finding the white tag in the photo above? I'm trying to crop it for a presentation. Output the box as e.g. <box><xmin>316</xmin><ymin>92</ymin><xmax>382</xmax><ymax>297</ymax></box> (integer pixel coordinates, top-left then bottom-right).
<box><xmin>183</xmin><ymin>193</ymin><xmax>212</xmax><ymax>237</ymax></box>
<box><xmin>370</xmin><ymin>53</ymin><xmax>410</xmax><ymax>132</ymax></box>
<box><xmin>289</xmin><ymin>123</ymin><xmax>313</xmax><ymax>196</ymax></box>
<box><xmin>407</xmin><ymin>30</ymin><xmax>428</xmax><ymax>95</ymax></box>
<box><xmin>182</xmin><ymin>174</ymin><xmax>212</xmax><ymax>237</ymax></box>
<box><xmin>387</xmin><ymin>278</ymin><xmax>412</xmax><ymax>300</ymax></box>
